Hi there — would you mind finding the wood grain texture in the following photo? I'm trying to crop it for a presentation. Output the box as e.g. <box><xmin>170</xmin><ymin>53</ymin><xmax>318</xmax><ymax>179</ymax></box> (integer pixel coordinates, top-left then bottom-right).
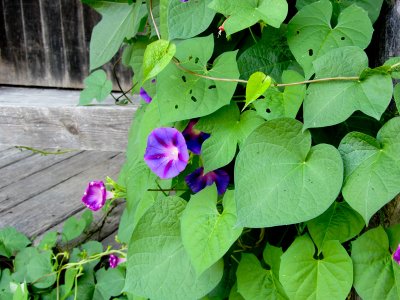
<box><xmin>0</xmin><ymin>87</ymin><xmax>139</xmax><ymax>151</ymax></box>
<box><xmin>0</xmin><ymin>152</ymin><xmax>125</xmax><ymax>238</ymax></box>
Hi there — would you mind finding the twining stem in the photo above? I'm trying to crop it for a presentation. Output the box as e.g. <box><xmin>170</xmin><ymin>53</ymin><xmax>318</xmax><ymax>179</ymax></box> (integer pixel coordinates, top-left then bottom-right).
<box><xmin>15</xmin><ymin>146</ymin><xmax>76</xmax><ymax>155</ymax></box>
<box><xmin>149</xmin><ymin>0</ymin><xmax>160</xmax><ymax>40</ymax></box>
<box><xmin>390</xmin><ymin>61</ymin><xmax>400</xmax><ymax>70</ymax></box>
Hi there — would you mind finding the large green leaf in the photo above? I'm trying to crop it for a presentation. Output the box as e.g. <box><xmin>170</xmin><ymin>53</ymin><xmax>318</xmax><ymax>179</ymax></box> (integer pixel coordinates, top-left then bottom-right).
<box><xmin>89</xmin><ymin>2</ymin><xmax>147</xmax><ymax>70</ymax></box>
<box><xmin>0</xmin><ymin>227</ymin><xmax>30</xmax><ymax>258</ymax></box>
<box><xmin>307</xmin><ymin>201</ymin><xmax>364</xmax><ymax>252</ymax></box>
<box><xmin>236</xmin><ymin>253</ymin><xmax>288</xmax><ymax>300</ymax></box>
<box><xmin>157</xmin><ymin>35</ymin><xmax>239</xmax><ymax>123</ymax></box>
<box><xmin>79</xmin><ymin>70</ymin><xmax>113</xmax><ymax>105</ymax></box>
<box><xmin>235</xmin><ymin>118</ymin><xmax>343</xmax><ymax>228</ymax></box>
<box><xmin>394</xmin><ymin>83</ymin><xmax>400</xmax><ymax>113</ymax></box>
<box><xmin>142</xmin><ymin>39</ymin><xmax>176</xmax><ymax>82</ymax></box>
<box><xmin>338</xmin><ymin>117</ymin><xmax>400</xmax><ymax>223</ymax></box>
<box><xmin>196</xmin><ymin>103</ymin><xmax>264</xmax><ymax>172</ymax></box>
<box><xmin>125</xmin><ymin>196</ymin><xmax>223</xmax><ymax>300</ymax></box>
<box><xmin>237</xmin><ymin>26</ymin><xmax>296</xmax><ymax>82</ymax></box>
<box><xmin>303</xmin><ymin>46</ymin><xmax>393</xmax><ymax>129</ymax></box>
<box><xmin>122</xmin><ymin>37</ymin><xmax>150</xmax><ymax>86</ymax></box>
<box><xmin>352</xmin><ymin>226</ymin><xmax>400</xmax><ymax>300</ymax></box>
<box><xmin>296</xmin><ymin>0</ymin><xmax>383</xmax><ymax>23</ymax></box>
<box><xmin>287</xmin><ymin>0</ymin><xmax>373</xmax><ymax>78</ymax></box>
<box><xmin>162</xmin><ymin>0</ymin><xmax>215</xmax><ymax>40</ymax></box>
<box><xmin>26</xmin><ymin>250</ymin><xmax>57</xmax><ymax>289</ymax></box>
<box><xmin>181</xmin><ymin>186</ymin><xmax>242</xmax><ymax>276</ymax></box>
<box><xmin>93</xmin><ymin>268</ymin><xmax>125</xmax><ymax>300</ymax></box>
<box><xmin>208</xmin><ymin>0</ymin><xmax>288</xmax><ymax>35</ymax></box>
<box><xmin>254</xmin><ymin>70</ymin><xmax>306</xmax><ymax>120</ymax></box>
<box><xmin>280</xmin><ymin>235</ymin><xmax>353</xmax><ymax>299</ymax></box>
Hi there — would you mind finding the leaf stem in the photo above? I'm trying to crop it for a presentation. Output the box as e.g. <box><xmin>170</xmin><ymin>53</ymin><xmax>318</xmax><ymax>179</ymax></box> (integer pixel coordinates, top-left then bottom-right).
<box><xmin>149</xmin><ymin>0</ymin><xmax>160</xmax><ymax>40</ymax></box>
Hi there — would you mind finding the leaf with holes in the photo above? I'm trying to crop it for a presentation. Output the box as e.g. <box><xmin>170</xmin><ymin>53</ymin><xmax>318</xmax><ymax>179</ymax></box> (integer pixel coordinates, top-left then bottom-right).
<box><xmin>208</xmin><ymin>0</ymin><xmax>288</xmax><ymax>35</ymax></box>
<box><xmin>280</xmin><ymin>235</ymin><xmax>353</xmax><ymax>300</ymax></box>
<box><xmin>307</xmin><ymin>201</ymin><xmax>364</xmax><ymax>252</ymax></box>
<box><xmin>244</xmin><ymin>72</ymin><xmax>272</xmax><ymax>110</ymax></box>
<box><xmin>79</xmin><ymin>70</ymin><xmax>113</xmax><ymax>105</ymax></box>
<box><xmin>254</xmin><ymin>70</ymin><xmax>306</xmax><ymax>120</ymax></box>
<box><xmin>236</xmin><ymin>253</ymin><xmax>288</xmax><ymax>300</ymax></box>
<box><xmin>303</xmin><ymin>47</ymin><xmax>393</xmax><ymax>129</ymax></box>
<box><xmin>235</xmin><ymin>118</ymin><xmax>343</xmax><ymax>228</ymax></box>
<box><xmin>157</xmin><ymin>35</ymin><xmax>239</xmax><ymax>123</ymax></box>
<box><xmin>89</xmin><ymin>2</ymin><xmax>147</xmax><ymax>70</ymax></box>
<box><xmin>196</xmin><ymin>103</ymin><xmax>265</xmax><ymax>172</ymax></box>
<box><xmin>338</xmin><ymin>117</ymin><xmax>400</xmax><ymax>224</ymax></box>
<box><xmin>288</xmin><ymin>0</ymin><xmax>373</xmax><ymax>78</ymax></box>
<box><xmin>142</xmin><ymin>39</ymin><xmax>176</xmax><ymax>83</ymax></box>
<box><xmin>181</xmin><ymin>186</ymin><xmax>242</xmax><ymax>276</ymax></box>
<box><xmin>125</xmin><ymin>196</ymin><xmax>223</xmax><ymax>300</ymax></box>
<box><xmin>352</xmin><ymin>226</ymin><xmax>400</xmax><ymax>300</ymax></box>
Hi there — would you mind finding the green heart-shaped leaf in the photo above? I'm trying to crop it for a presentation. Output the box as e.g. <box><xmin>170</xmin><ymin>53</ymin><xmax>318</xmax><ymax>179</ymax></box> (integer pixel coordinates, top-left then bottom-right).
<box><xmin>280</xmin><ymin>235</ymin><xmax>353</xmax><ymax>300</ymax></box>
<box><xmin>142</xmin><ymin>39</ymin><xmax>176</xmax><ymax>82</ymax></box>
<box><xmin>303</xmin><ymin>46</ymin><xmax>393</xmax><ymax>129</ymax></box>
<box><xmin>338</xmin><ymin>117</ymin><xmax>400</xmax><ymax>223</ymax></box>
<box><xmin>244</xmin><ymin>72</ymin><xmax>272</xmax><ymax>110</ymax></box>
<box><xmin>157</xmin><ymin>35</ymin><xmax>239</xmax><ymax>123</ymax></box>
<box><xmin>287</xmin><ymin>0</ymin><xmax>373</xmax><ymax>78</ymax></box>
<box><xmin>79</xmin><ymin>70</ymin><xmax>113</xmax><ymax>105</ymax></box>
<box><xmin>352</xmin><ymin>226</ymin><xmax>400</xmax><ymax>300</ymax></box>
<box><xmin>208</xmin><ymin>0</ymin><xmax>288</xmax><ymax>35</ymax></box>
<box><xmin>394</xmin><ymin>84</ymin><xmax>400</xmax><ymax>113</ymax></box>
<box><xmin>307</xmin><ymin>201</ymin><xmax>364</xmax><ymax>252</ymax></box>
<box><xmin>235</xmin><ymin>118</ymin><xmax>343</xmax><ymax>227</ymax></box>
<box><xmin>125</xmin><ymin>196</ymin><xmax>223</xmax><ymax>300</ymax></box>
<box><xmin>181</xmin><ymin>186</ymin><xmax>243</xmax><ymax>276</ymax></box>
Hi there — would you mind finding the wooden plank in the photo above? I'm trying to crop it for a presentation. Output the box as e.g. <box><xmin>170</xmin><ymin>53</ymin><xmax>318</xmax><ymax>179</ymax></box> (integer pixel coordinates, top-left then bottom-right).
<box><xmin>0</xmin><ymin>150</ymin><xmax>78</xmax><ymax>189</ymax></box>
<box><xmin>0</xmin><ymin>150</ymin><xmax>121</xmax><ymax>212</ymax></box>
<box><xmin>0</xmin><ymin>152</ymin><xmax>125</xmax><ymax>238</ymax></box>
<box><xmin>0</xmin><ymin>87</ymin><xmax>139</xmax><ymax>151</ymax></box>
<box><xmin>100</xmin><ymin>229</ymin><xmax>120</xmax><ymax>249</ymax></box>
<box><xmin>0</xmin><ymin>148</ymin><xmax>33</xmax><ymax>169</ymax></box>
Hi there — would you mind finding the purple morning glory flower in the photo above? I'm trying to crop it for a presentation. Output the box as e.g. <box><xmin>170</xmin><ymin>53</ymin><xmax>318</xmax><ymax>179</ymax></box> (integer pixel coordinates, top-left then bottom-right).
<box><xmin>180</xmin><ymin>0</ymin><xmax>188</xmax><ymax>2</ymax></box>
<box><xmin>109</xmin><ymin>254</ymin><xmax>126</xmax><ymax>268</ymax></box>
<box><xmin>139</xmin><ymin>87</ymin><xmax>152</xmax><ymax>103</ymax></box>
<box><xmin>144</xmin><ymin>127</ymin><xmax>189</xmax><ymax>179</ymax></box>
<box><xmin>81</xmin><ymin>181</ymin><xmax>114</xmax><ymax>211</ymax></box>
<box><xmin>393</xmin><ymin>244</ymin><xmax>400</xmax><ymax>265</ymax></box>
<box><xmin>185</xmin><ymin>167</ymin><xmax>229</xmax><ymax>195</ymax></box>
<box><xmin>182</xmin><ymin>120</ymin><xmax>210</xmax><ymax>155</ymax></box>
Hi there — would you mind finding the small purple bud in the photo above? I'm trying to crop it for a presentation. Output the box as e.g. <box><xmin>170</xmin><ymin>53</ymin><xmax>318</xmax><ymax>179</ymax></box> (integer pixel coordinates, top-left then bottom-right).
<box><xmin>151</xmin><ymin>79</ymin><xmax>156</xmax><ymax>83</ymax></box>
<box><xmin>139</xmin><ymin>87</ymin><xmax>152</xmax><ymax>103</ymax></box>
<box><xmin>185</xmin><ymin>167</ymin><xmax>229</xmax><ymax>195</ymax></box>
<box><xmin>81</xmin><ymin>181</ymin><xmax>114</xmax><ymax>211</ymax></box>
<box><xmin>393</xmin><ymin>244</ymin><xmax>400</xmax><ymax>265</ymax></box>
<box><xmin>180</xmin><ymin>0</ymin><xmax>189</xmax><ymax>2</ymax></box>
<box><xmin>144</xmin><ymin>127</ymin><xmax>189</xmax><ymax>179</ymax></box>
<box><xmin>109</xmin><ymin>254</ymin><xmax>126</xmax><ymax>268</ymax></box>
<box><xmin>182</xmin><ymin>119</ymin><xmax>210</xmax><ymax>155</ymax></box>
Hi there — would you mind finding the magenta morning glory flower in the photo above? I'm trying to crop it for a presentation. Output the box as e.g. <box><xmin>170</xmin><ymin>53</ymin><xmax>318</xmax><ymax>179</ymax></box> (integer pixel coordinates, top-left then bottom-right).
<box><xmin>139</xmin><ymin>87</ymin><xmax>152</xmax><ymax>103</ymax></box>
<box><xmin>182</xmin><ymin>120</ymin><xmax>210</xmax><ymax>155</ymax></box>
<box><xmin>185</xmin><ymin>167</ymin><xmax>229</xmax><ymax>195</ymax></box>
<box><xmin>393</xmin><ymin>244</ymin><xmax>400</xmax><ymax>265</ymax></box>
<box><xmin>144</xmin><ymin>127</ymin><xmax>189</xmax><ymax>179</ymax></box>
<box><xmin>81</xmin><ymin>181</ymin><xmax>114</xmax><ymax>211</ymax></box>
<box><xmin>180</xmin><ymin>0</ymin><xmax>188</xmax><ymax>2</ymax></box>
<box><xmin>109</xmin><ymin>254</ymin><xmax>126</xmax><ymax>268</ymax></box>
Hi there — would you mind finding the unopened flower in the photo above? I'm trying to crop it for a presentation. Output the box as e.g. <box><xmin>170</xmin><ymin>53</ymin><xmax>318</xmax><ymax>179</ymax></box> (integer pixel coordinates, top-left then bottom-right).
<box><xmin>144</xmin><ymin>127</ymin><xmax>189</xmax><ymax>179</ymax></box>
<box><xmin>139</xmin><ymin>87</ymin><xmax>152</xmax><ymax>103</ymax></box>
<box><xmin>180</xmin><ymin>0</ymin><xmax>189</xmax><ymax>2</ymax></box>
<box><xmin>109</xmin><ymin>254</ymin><xmax>126</xmax><ymax>268</ymax></box>
<box><xmin>81</xmin><ymin>181</ymin><xmax>114</xmax><ymax>211</ymax></box>
<box><xmin>393</xmin><ymin>244</ymin><xmax>400</xmax><ymax>265</ymax></box>
<box><xmin>182</xmin><ymin>120</ymin><xmax>210</xmax><ymax>155</ymax></box>
<box><xmin>185</xmin><ymin>167</ymin><xmax>229</xmax><ymax>195</ymax></box>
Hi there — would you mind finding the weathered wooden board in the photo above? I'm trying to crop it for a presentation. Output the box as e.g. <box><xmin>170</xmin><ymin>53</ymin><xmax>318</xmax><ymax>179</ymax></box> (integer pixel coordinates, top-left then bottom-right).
<box><xmin>0</xmin><ymin>147</ymin><xmax>34</xmax><ymax>169</ymax></box>
<box><xmin>0</xmin><ymin>150</ymin><xmax>123</xmax><ymax>212</ymax></box>
<box><xmin>0</xmin><ymin>87</ymin><xmax>139</xmax><ymax>151</ymax></box>
<box><xmin>0</xmin><ymin>152</ymin><xmax>125</xmax><ymax>238</ymax></box>
<box><xmin>0</xmin><ymin>0</ymin><xmax>132</xmax><ymax>89</ymax></box>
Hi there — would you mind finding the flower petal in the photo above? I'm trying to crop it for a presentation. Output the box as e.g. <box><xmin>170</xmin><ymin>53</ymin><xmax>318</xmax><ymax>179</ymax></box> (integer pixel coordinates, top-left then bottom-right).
<box><xmin>139</xmin><ymin>87</ymin><xmax>152</xmax><ymax>103</ymax></box>
<box><xmin>185</xmin><ymin>167</ymin><xmax>229</xmax><ymax>195</ymax></box>
<box><xmin>182</xmin><ymin>120</ymin><xmax>210</xmax><ymax>155</ymax></box>
<box><xmin>393</xmin><ymin>244</ymin><xmax>400</xmax><ymax>265</ymax></box>
<box><xmin>81</xmin><ymin>181</ymin><xmax>107</xmax><ymax>211</ymax></box>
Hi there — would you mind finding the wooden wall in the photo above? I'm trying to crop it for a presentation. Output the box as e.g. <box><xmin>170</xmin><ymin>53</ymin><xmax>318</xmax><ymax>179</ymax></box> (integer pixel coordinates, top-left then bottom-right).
<box><xmin>0</xmin><ymin>0</ymin><xmax>132</xmax><ymax>89</ymax></box>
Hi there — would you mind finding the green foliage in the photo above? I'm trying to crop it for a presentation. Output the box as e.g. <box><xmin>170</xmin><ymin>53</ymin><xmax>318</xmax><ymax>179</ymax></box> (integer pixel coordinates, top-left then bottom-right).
<box><xmin>157</xmin><ymin>35</ymin><xmax>239</xmax><ymax>122</ymax></box>
<box><xmin>196</xmin><ymin>103</ymin><xmax>265</xmax><ymax>172</ymax></box>
<box><xmin>288</xmin><ymin>0</ymin><xmax>373</xmax><ymax>78</ymax></box>
<box><xmin>352</xmin><ymin>226</ymin><xmax>400</xmax><ymax>300</ymax></box>
<box><xmin>394</xmin><ymin>83</ymin><xmax>400</xmax><ymax>113</ymax></box>
<box><xmin>209</xmin><ymin>0</ymin><xmax>288</xmax><ymax>35</ymax></box>
<box><xmin>244</xmin><ymin>72</ymin><xmax>272</xmax><ymax>110</ymax></box>
<box><xmin>62</xmin><ymin>212</ymin><xmax>92</xmax><ymax>243</ymax></box>
<box><xmin>181</xmin><ymin>186</ymin><xmax>242</xmax><ymax>275</ymax></box>
<box><xmin>235</xmin><ymin>118</ymin><xmax>343</xmax><ymax>227</ymax></box>
<box><xmin>79</xmin><ymin>70</ymin><xmax>113</xmax><ymax>105</ymax></box>
<box><xmin>125</xmin><ymin>196</ymin><xmax>223</xmax><ymax>299</ymax></box>
<box><xmin>142</xmin><ymin>39</ymin><xmax>176</xmax><ymax>82</ymax></box>
<box><xmin>94</xmin><ymin>268</ymin><xmax>125</xmax><ymax>299</ymax></box>
<box><xmin>38</xmin><ymin>232</ymin><xmax>58</xmax><ymax>251</ymax></box>
<box><xmin>280</xmin><ymin>235</ymin><xmax>353</xmax><ymax>299</ymax></box>
<box><xmin>0</xmin><ymin>227</ymin><xmax>30</xmax><ymax>258</ymax></box>
<box><xmin>339</xmin><ymin>117</ymin><xmax>400</xmax><ymax>223</ymax></box>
